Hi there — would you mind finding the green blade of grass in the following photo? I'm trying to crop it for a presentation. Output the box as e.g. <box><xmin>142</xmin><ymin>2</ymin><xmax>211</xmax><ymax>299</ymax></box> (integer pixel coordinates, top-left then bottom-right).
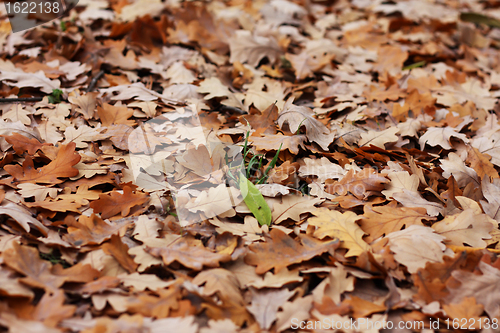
<box><xmin>460</xmin><ymin>12</ymin><xmax>500</xmax><ymax>28</ymax></box>
<box><xmin>402</xmin><ymin>61</ymin><xmax>426</xmax><ymax>71</ymax></box>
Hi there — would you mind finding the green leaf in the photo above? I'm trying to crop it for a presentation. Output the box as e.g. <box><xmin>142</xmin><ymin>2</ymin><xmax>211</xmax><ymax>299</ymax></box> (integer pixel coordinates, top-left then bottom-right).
<box><xmin>239</xmin><ymin>172</ymin><xmax>272</xmax><ymax>226</ymax></box>
<box><xmin>48</xmin><ymin>89</ymin><xmax>64</xmax><ymax>104</ymax></box>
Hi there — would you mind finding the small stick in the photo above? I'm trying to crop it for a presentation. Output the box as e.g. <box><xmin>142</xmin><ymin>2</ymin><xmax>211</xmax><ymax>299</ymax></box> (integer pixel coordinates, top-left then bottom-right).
<box><xmin>0</xmin><ymin>97</ymin><xmax>43</xmax><ymax>103</ymax></box>
<box><xmin>86</xmin><ymin>70</ymin><xmax>105</xmax><ymax>93</ymax></box>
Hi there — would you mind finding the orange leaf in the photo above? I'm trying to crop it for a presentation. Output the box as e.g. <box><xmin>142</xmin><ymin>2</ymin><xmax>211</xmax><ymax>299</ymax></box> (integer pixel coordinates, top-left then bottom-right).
<box><xmin>3</xmin><ymin>243</ymin><xmax>66</xmax><ymax>292</ymax></box>
<box><xmin>63</xmin><ymin>214</ymin><xmax>131</xmax><ymax>246</ymax></box>
<box><xmin>245</xmin><ymin>228</ymin><xmax>339</xmax><ymax>274</ymax></box>
<box><xmin>102</xmin><ymin>234</ymin><xmax>139</xmax><ymax>273</ymax></box>
<box><xmin>466</xmin><ymin>147</ymin><xmax>499</xmax><ymax>180</ymax></box>
<box><xmin>146</xmin><ymin>236</ymin><xmax>232</xmax><ymax>271</ymax></box>
<box><xmin>2</xmin><ymin>132</ymin><xmax>49</xmax><ymax>155</ymax></box>
<box><xmin>326</xmin><ymin>167</ymin><xmax>388</xmax><ymax>200</ymax></box>
<box><xmin>359</xmin><ymin>201</ymin><xmax>434</xmax><ymax>242</ymax></box>
<box><xmin>97</xmin><ymin>103</ymin><xmax>135</xmax><ymax>127</ymax></box>
<box><xmin>89</xmin><ymin>185</ymin><xmax>149</xmax><ymax>219</ymax></box>
<box><xmin>4</xmin><ymin>142</ymin><xmax>80</xmax><ymax>184</ymax></box>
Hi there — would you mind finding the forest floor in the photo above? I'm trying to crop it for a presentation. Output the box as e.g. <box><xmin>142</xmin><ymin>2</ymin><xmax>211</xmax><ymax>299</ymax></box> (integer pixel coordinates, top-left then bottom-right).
<box><xmin>1</xmin><ymin>0</ymin><xmax>500</xmax><ymax>332</ymax></box>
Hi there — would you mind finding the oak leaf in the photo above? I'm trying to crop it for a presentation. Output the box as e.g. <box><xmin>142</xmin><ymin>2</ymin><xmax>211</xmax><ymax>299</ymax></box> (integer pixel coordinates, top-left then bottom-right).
<box><xmin>481</xmin><ymin>177</ymin><xmax>500</xmax><ymax>222</ymax></box>
<box><xmin>247</xmin><ymin>267</ymin><xmax>303</xmax><ymax>289</ymax></box>
<box><xmin>447</xmin><ymin>261</ymin><xmax>500</xmax><ymax>319</ymax></box>
<box><xmin>146</xmin><ymin>236</ymin><xmax>232</xmax><ymax>271</ymax></box>
<box><xmin>3</xmin><ymin>242</ymin><xmax>67</xmax><ymax>292</ymax></box>
<box><xmin>0</xmin><ymin>201</ymin><xmax>49</xmax><ymax>234</ymax></box>
<box><xmin>440</xmin><ymin>152</ymin><xmax>480</xmax><ymax>187</ymax></box>
<box><xmin>89</xmin><ymin>185</ymin><xmax>149</xmax><ymax>219</ymax></box>
<box><xmin>32</xmin><ymin>290</ymin><xmax>76</xmax><ymax>327</ymax></box>
<box><xmin>275</xmin><ymin>295</ymin><xmax>313</xmax><ymax>332</ymax></box>
<box><xmin>431</xmin><ymin>209</ymin><xmax>495</xmax><ymax>247</ymax></box>
<box><xmin>4</xmin><ymin>142</ymin><xmax>80</xmax><ymax>184</ymax></box>
<box><xmin>126</xmin><ymin>286</ymin><xmax>181</xmax><ymax>318</ymax></box>
<box><xmin>62</xmin><ymin>125</ymin><xmax>101</xmax><ymax>149</ymax></box>
<box><xmin>391</xmin><ymin>189</ymin><xmax>444</xmax><ymax>217</ymax></box>
<box><xmin>2</xmin><ymin>132</ymin><xmax>47</xmax><ymax>155</ymax></box>
<box><xmin>326</xmin><ymin>167</ymin><xmax>388</xmax><ymax>199</ymax></box>
<box><xmin>0</xmin><ymin>268</ymin><xmax>34</xmax><ymax>298</ymax></box>
<box><xmin>286</xmin><ymin>39</ymin><xmax>339</xmax><ymax>80</ymax></box>
<box><xmin>419</xmin><ymin>126</ymin><xmax>469</xmax><ymax>150</ymax></box>
<box><xmin>271</xmin><ymin>195</ymin><xmax>324</xmax><ymax>224</ymax></box>
<box><xmin>192</xmin><ymin>268</ymin><xmax>244</xmax><ymax>305</ymax></box>
<box><xmin>63</xmin><ymin>214</ymin><xmax>130</xmax><ymax>246</ymax></box>
<box><xmin>102</xmin><ymin>234</ymin><xmax>139</xmax><ymax>273</ymax></box>
<box><xmin>0</xmin><ymin>70</ymin><xmax>61</xmax><ymax>93</ymax></box>
<box><xmin>359</xmin><ymin>201</ymin><xmax>432</xmax><ymax>242</ymax></box>
<box><xmin>97</xmin><ymin>103</ymin><xmax>135</xmax><ymax>127</ymax></box>
<box><xmin>120</xmin><ymin>272</ymin><xmax>174</xmax><ymax>292</ymax></box>
<box><xmin>466</xmin><ymin>146</ymin><xmax>499</xmax><ymax>180</ymax></box>
<box><xmin>250</xmin><ymin>133</ymin><xmax>306</xmax><ymax>155</ymax></box>
<box><xmin>386</xmin><ymin>225</ymin><xmax>451</xmax><ymax>273</ymax></box>
<box><xmin>381</xmin><ymin>171</ymin><xmax>419</xmax><ymax>199</ymax></box>
<box><xmin>358</xmin><ymin>127</ymin><xmax>399</xmax><ymax>149</ymax></box>
<box><xmin>229</xmin><ymin>30</ymin><xmax>281</xmax><ymax>67</ymax></box>
<box><xmin>209</xmin><ymin>216</ymin><xmax>265</xmax><ymax>244</ymax></box>
<box><xmin>132</xmin><ymin>215</ymin><xmax>162</xmax><ymax>242</ymax></box>
<box><xmin>245</xmin><ymin>228</ymin><xmax>339</xmax><ymax>274</ymax></box>
<box><xmin>0</xmin><ymin>313</ymin><xmax>60</xmax><ymax>333</ymax></box>
<box><xmin>442</xmin><ymin>297</ymin><xmax>486</xmax><ymax>329</ymax></box>
<box><xmin>246</xmin><ymin>288</ymin><xmax>295</xmax><ymax>330</ymax></box>
<box><xmin>277</xmin><ymin>100</ymin><xmax>335</xmax><ymax>150</ymax></box>
<box><xmin>68</xmin><ymin>91</ymin><xmax>98</xmax><ymax>119</ymax></box>
<box><xmin>298</xmin><ymin>157</ymin><xmax>346</xmax><ymax>182</ymax></box>
<box><xmin>308</xmin><ymin>208</ymin><xmax>369</xmax><ymax>257</ymax></box>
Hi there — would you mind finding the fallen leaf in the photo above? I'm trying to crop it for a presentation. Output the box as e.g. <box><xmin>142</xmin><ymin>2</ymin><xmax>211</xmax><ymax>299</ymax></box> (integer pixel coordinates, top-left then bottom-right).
<box><xmin>431</xmin><ymin>209</ymin><xmax>495</xmax><ymax>247</ymax></box>
<box><xmin>229</xmin><ymin>30</ymin><xmax>281</xmax><ymax>67</ymax></box>
<box><xmin>386</xmin><ymin>225</ymin><xmax>451</xmax><ymax>273</ymax></box>
<box><xmin>277</xmin><ymin>99</ymin><xmax>335</xmax><ymax>151</ymax></box>
<box><xmin>447</xmin><ymin>261</ymin><xmax>500</xmax><ymax>319</ymax></box>
<box><xmin>308</xmin><ymin>208</ymin><xmax>370</xmax><ymax>257</ymax></box>
<box><xmin>245</xmin><ymin>228</ymin><xmax>339</xmax><ymax>274</ymax></box>
<box><xmin>5</xmin><ymin>142</ymin><xmax>80</xmax><ymax>184</ymax></box>
<box><xmin>359</xmin><ymin>201</ymin><xmax>432</xmax><ymax>242</ymax></box>
<box><xmin>89</xmin><ymin>185</ymin><xmax>149</xmax><ymax>219</ymax></box>
<box><xmin>146</xmin><ymin>236</ymin><xmax>232</xmax><ymax>271</ymax></box>
<box><xmin>246</xmin><ymin>288</ymin><xmax>295</xmax><ymax>330</ymax></box>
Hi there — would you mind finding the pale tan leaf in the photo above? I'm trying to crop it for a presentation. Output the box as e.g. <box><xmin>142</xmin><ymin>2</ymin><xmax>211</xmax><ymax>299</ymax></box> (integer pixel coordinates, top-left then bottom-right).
<box><xmin>440</xmin><ymin>152</ymin><xmax>479</xmax><ymax>187</ymax></box>
<box><xmin>386</xmin><ymin>225</ymin><xmax>450</xmax><ymax>273</ymax></box>
<box><xmin>431</xmin><ymin>209</ymin><xmax>495</xmax><ymax>247</ymax></box>
<box><xmin>119</xmin><ymin>272</ymin><xmax>174</xmax><ymax>292</ymax></box>
<box><xmin>358</xmin><ymin>126</ymin><xmax>399</xmax><ymax>149</ymax></box>
<box><xmin>247</xmin><ymin>288</ymin><xmax>295</xmax><ymax>330</ymax></box>
<box><xmin>419</xmin><ymin>126</ymin><xmax>469</xmax><ymax>150</ymax></box>
<box><xmin>272</xmin><ymin>195</ymin><xmax>324</xmax><ymax>224</ymax></box>
<box><xmin>229</xmin><ymin>30</ymin><xmax>281</xmax><ymax>67</ymax></box>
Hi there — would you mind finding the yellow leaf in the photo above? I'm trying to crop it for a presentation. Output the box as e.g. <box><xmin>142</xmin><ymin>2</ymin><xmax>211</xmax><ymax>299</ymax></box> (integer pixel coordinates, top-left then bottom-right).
<box><xmin>308</xmin><ymin>208</ymin><xmax>369</xmax><ymax>257</ymax></box>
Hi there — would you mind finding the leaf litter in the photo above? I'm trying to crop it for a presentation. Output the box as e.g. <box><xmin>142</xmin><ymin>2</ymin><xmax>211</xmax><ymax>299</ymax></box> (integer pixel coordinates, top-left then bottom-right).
<box><xmin>1</xmin><ymin>0</ymin><xmax>500</xmax><ymax>332</ymax></box>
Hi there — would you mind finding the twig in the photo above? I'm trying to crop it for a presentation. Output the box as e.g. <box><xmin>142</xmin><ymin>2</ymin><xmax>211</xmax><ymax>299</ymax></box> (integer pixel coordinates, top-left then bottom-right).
<box><xmin>86</xmin><ymin>70</ymin><xmax>105</xmax><ymax>93</ymax></box>
<box><xmin>0</xmin><ymin>97</ymin><xmax>43</xmax><ymax>103</ymax></box>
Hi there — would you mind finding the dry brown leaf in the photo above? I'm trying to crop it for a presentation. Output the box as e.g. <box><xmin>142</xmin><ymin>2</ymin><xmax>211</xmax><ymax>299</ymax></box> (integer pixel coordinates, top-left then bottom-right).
<box><xmin>146</xmin><ymin>236</ymin><xmax>232</xmax><ymax>271</ymax></box>
<box><xmin>245</xmin><ymin>228</ymin><xmax>339</xmax><ymax>274</ymax></box>
<box><xmin>359</xmin><ymin>201</ymin><xmax>432</xmax><ymax>242</ymax></box>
